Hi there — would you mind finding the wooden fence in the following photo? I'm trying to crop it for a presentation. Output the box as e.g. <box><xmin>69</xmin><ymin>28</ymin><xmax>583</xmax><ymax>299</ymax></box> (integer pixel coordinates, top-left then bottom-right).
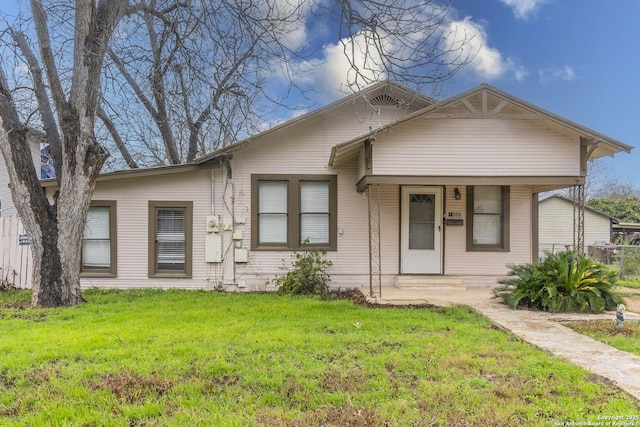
<box><xmin>0</xmin><ymin>215</ymin><xmax>33</xmax><ymax>289</ymax></box>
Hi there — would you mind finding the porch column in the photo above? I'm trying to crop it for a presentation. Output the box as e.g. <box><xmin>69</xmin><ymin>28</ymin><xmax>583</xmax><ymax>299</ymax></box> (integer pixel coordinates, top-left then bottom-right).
<box><xmin>572</xmin><ymin>184</ymin><xmax>585</xmax><ymax>253</ymax></box>
<box><xmin>367</xmin><ymin>184</ymin><xmax>382</xmax><ymax>297</ymax></box>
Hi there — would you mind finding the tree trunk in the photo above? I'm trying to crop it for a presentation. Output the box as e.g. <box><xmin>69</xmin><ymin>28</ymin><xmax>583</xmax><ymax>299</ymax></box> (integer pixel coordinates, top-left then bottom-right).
<box><xmin>0</xmin><ymin>0</ymin><xmax>127</xmax><ymax>307</ymax></box>
<box><xmin>31</xmin><ymin>208</ymin><xmax>85</xmax><ymax>307</ymax></box>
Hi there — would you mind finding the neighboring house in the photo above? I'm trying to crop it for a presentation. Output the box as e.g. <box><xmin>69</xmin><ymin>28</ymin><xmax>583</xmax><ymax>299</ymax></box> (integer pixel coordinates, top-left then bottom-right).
<box><xmin>0</xmin><ymin>130</ymin><xmax>43</xmax><ymax>287</ymax></box>
<box><xmin>2</xmin><ymin>81</ymin><xmax>633</xmax><ymax>290</ymax></box>
<box><xmin>538</xmin><ymin>194</ymin><xmax>618</xmax><ymax>254</ymax></box>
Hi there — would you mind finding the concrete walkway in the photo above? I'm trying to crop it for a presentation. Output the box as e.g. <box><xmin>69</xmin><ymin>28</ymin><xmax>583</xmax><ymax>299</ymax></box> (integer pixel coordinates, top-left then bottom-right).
<box><xmin>365</xmin><ymin>285</ymin><xmax>640</xmax><ymax>401</ymax></box>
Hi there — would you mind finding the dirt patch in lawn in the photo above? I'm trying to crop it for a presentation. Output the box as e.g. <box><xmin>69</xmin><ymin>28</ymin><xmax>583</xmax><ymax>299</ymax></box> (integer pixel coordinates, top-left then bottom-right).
<box><xmin>619</xmin><ymin>286</ymin><xmax>640</xmax><ymax>313</ymax></box>
<box><xmin>330</xmin><ymin>288</ymin><xmax>436</xmax><ymax>309</ymax></box>
<box><xmin>565</xmin><ymin>319</ymin><xmax>640</xmax><ymax>337</ymax></box>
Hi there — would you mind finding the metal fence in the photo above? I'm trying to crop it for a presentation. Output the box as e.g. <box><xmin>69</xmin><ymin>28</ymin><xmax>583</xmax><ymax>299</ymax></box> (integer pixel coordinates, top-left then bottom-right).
<box><xmin>539</xmin><ymin>243</ymin><xmax>640</xmax><ymax>282</ymax></box>
<box><xmin>583</xmin><ymin>244</ymin><xmax>640</xmax><ymax>281</ymax></box>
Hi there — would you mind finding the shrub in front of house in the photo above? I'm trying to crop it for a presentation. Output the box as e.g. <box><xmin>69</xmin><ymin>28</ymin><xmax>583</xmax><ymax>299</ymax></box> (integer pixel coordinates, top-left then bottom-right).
<box><xmin>270</xmin><ymin>244</ymin><xmax>333</xmax><ymax>298</ymax></box>
<box><xmin>494</xmin><ymin>251</ymin><xmax>622</xmax><ymax>313</ymax></box>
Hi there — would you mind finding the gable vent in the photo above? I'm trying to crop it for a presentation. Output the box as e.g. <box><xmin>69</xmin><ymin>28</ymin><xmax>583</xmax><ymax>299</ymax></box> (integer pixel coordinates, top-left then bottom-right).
<box><xmin>370</xmin><ymin>94</ymin><xmax>400</xmax><ymax>106</ymax></box>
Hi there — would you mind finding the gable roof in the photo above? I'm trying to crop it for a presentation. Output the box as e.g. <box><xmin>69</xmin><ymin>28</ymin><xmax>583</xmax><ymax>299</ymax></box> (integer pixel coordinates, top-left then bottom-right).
<box><xmin>329</xmin><ymin>83</ymin><xmax>632</xmax><ymax>167</ymax></box>
<box><xmin>539</xmin><ymin>195</ymin><xmax>619</xmax><ymax>223</ymax></box>
<box><xmin>195</xmin><ymin>81</ymin><xmax>434</xmax><ymax>165</ymax></box>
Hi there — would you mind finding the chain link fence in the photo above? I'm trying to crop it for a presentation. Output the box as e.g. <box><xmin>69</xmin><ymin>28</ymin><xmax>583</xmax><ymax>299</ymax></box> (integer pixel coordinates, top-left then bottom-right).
<box><xmin>539</xmin><ymin>243</ymin><xmax>640</xmax><ymax>283</ymax></box>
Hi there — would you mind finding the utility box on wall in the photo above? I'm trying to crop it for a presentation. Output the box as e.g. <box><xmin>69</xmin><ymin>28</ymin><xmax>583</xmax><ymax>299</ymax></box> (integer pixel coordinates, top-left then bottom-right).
<box><xmin>234</xmin><ymin>248</ymin><xmax>248</xmax><ymax>263</ymax></box>
<box><xmin>205</xmin><ymin>233</ymin><xmax>223</xmax><ymax>263</ymax></box>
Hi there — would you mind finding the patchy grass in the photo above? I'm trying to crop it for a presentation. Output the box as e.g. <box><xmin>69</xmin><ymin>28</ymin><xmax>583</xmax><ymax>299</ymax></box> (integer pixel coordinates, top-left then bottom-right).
<box><xmin>618</xmin><ymin>280</ymin><xmax>640</xmax><ymax>290</ymax></box>
<box><xmin>564</xmin><ymin>320</ymin><xmax>640</xmax><ymax>358</ymax></box>
<box><xmin>0</xmin><ymin>288</ymin><xmax>638</xmax><ymax>426</ymax></box>
<box><xmin>617</xmin><ymin>286</ymin><xmax>640</xmax><ymax>314</ymax></box>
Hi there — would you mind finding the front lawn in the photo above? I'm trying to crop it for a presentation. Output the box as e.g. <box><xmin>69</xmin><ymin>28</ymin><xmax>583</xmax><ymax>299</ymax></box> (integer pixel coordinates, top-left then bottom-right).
<box><xmin>564</xmin><ymin>320</ymin><xmax>640</xmax><ymax>358</ymax></box>
<box><xmin>0</xmin><ymin>289</ymin><xmax>638</xmax><ymax>426</ymax></box>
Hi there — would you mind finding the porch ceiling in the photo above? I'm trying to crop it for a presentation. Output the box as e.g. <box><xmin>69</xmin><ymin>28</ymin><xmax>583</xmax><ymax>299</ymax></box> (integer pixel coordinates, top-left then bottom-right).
<box><xmin>355</xmin><ymin>174</ymin><xmax>585</xmax><ymax>193</ymax></box>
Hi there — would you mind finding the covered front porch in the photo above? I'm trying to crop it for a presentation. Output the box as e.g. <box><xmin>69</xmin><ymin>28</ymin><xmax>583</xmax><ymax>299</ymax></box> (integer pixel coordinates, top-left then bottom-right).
<box><xmin>358</xmin><ymin>180</ymin><xmax>562</xmax><ymax>299</ymax></box>
<box><xmin>326</xmin><ymin>84</ymin><xmax>631</xmax><ymax>299</ymax></box>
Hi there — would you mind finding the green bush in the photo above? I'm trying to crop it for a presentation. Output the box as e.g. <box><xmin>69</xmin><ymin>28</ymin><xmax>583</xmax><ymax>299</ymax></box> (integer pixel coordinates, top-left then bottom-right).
<box><xmin>270</xmin><ymin>244</ymin><xmax>333</xmax><ymax>298</ymax></box>
<box><xmin>494</xmin><ymin>251</ymin><xmax>622</xmax><ymax>313</ymax></box>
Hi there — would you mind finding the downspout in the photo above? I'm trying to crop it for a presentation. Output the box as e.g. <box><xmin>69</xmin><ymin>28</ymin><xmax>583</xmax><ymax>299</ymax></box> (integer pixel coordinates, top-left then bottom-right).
<box><xmin>210</xmin><ymin>168</ymin><xmax>215</xmax><ymax>215</ymax></box>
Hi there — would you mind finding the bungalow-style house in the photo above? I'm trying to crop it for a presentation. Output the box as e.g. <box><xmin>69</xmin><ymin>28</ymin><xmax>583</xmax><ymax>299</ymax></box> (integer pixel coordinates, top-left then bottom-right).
<box><xmin>538</xmin><ymin>194</ymin><xmax>618</xmax><ymax>256</ymax></box>
<box><xmin>1</xmin><ymin>81</ymin><xmax>632</xmax><ymax>292</ymax></box>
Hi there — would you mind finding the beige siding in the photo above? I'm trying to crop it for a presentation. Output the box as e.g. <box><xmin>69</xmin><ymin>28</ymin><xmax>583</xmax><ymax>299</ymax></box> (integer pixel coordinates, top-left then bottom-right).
<box><xmin>232</xmin><ymin>165</ymin><xmax>399</xmax><ymax>290</ymax></box>
<box><xmin>372</xmin><ymin>119</ymin><xmax>580</xmax><ymax>176</ymax></box>
<box><xmin>80</xmin><ymin>168</ymin><xmax>214</xmax><ymax>289</ymax></box>
<box><xmin>444</xmin><ymin>185</ymin><xmax>532</xmax><ymax>275</ymax></box>
<box><xmin>539</xmin><ymin>197</ymin><xmax>613</xmax><ymax>251</ymax></box>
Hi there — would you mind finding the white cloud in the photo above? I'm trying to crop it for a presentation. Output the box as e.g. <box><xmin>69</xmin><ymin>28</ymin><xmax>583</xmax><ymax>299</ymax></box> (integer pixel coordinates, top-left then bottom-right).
<box><xmin>442</xmin><ymin>17</ymin><xmax>528</xmax><ymax>81</ymax></box>
<box><xmin>499</xmin><ymin>0</ymin><xmax>547</xmax><ymax>20</ymax></box>
<box><xmin>270</xmin><ymin>4</ymin><xmax>530</xmax><ymax>100</ymax></box>
<box><xmin>538</xmin><ymin>65</ymin><xmax>576</xmax><ymax>85</ymax></box>
<box><xmin>279</xmin><ymin>31</ymin><xmax>388</xmax><ymax>102</ymax></box>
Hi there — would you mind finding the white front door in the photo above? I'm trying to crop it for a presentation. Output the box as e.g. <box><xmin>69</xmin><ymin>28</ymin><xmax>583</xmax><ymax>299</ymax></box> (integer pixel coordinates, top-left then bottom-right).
<box><xmin>401</xmin><ymin>186</ymin><xmax>443</xmax><ymax>274</ymax></box>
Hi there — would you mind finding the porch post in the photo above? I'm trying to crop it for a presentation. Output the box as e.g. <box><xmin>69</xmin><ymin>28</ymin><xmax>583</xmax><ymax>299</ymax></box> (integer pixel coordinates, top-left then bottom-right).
<box><xmin>572</xmin><ymin>184</ymin><xmax>585</xmax><ymax>254</ymax></box>
<box><xmin>367</xmin><ymin>184</ymin><xmax>382</xmax><ymax>297</ymax></box>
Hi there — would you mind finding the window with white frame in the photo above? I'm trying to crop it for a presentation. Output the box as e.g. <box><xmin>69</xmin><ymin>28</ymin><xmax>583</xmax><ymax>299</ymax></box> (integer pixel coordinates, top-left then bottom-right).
<box><xmin>81</xmin><ymin>201</ymin><xmax>116</xmax><ymax>276</ymax></box>
<box><xmin>252</xmin><ymin>175</ymin><xmax>337</xmax><ymax>250</ymax></box>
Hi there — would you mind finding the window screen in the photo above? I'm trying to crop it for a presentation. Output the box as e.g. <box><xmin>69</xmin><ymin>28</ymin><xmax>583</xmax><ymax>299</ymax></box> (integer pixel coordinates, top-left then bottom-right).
<box><xmin>156</xmin><ymin>208</ymin><xmax>186</xmax><ymax>271</ymax></box>
<box><xmin>472</xmin><ymin>186</ymin><xmax>502</xmax><ymax>245</ymax></box>
<box><xmin>82</xmin><ymin>206</ymin><xmax>111</xmax><ymax>269</ymax></box>
<box><xmin>300</xmin><ymin>181</ymin><xmax>329</xmax><ymax>244</ymax></box>
<box><xmin>258</xmin><ymin>181</ymin><xmax>288</xmax><ymax>244</ymax></box>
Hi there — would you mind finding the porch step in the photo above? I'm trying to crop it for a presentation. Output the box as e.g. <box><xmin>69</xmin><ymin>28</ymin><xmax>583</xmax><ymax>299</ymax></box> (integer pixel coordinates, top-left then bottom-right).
<box><xmin>395</xmin><ymin>275</ymin><xmax>464</xmax><ymax>289</ymax></box>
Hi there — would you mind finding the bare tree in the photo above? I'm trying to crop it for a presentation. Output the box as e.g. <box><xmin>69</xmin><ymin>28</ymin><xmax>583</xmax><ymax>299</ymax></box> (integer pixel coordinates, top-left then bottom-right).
<box><xmin>545</xmin><ymin>159</ymin><xmax>640</xmax><ymax>201</ymax></box>
<box><xmin>0</xmin><ymin>0</ymin><xmax>472</xmax><ymax>307</ymax></box>
<box><xmin>101</xmin><ymin>0</ymin><xmax>474</xmax><ymax>167</ymax></box>
<box><xmin>0</xmin><ymin>0</ymin><xmax>127</xmax><ymax>307</ymax></box>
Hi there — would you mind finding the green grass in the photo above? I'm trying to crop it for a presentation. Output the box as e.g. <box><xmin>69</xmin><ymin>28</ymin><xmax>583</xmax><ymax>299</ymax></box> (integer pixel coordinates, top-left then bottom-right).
<box><xmin>0</xmin><ymin>288</ymin><xmax>638</xmax><ymax>426</ymax></box>
<box><xmin>565</xmin><ymin>320</ymin><xmax>640</xmax><ymax>358</ymax></box>
<box><xmin>618</xmin><ymin>280</ymin><xmax>640</xmax><ymax>289</ymax></box>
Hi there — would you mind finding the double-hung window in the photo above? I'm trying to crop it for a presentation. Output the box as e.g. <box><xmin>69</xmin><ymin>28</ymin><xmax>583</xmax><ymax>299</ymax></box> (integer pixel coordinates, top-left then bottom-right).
<box><xmin>149</xmin><ymin>201</ymin><xmax>193</xmax><ymax>277</ymax></box>
<box><xmin>81</xmin><ymin>201</ymin><xmax>117</xmax><ymax>276</ymax></box>
<box><xmin>467</xmin><ymin>186</ymin><xmax>510</xmax><ymax>251</ymax></box>
<box><xmin>252</xmin><ymin>175</ymin><xmax>337</xmax><ymax>250</ymax></box>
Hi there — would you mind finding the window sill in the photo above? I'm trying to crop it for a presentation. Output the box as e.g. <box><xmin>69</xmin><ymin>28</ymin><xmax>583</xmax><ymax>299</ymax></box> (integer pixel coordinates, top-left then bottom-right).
<box><xmin>252</xmin><ymin>245</ymin><xmax>336</xmax><ymax>252</ymax></box>
<box><xmin>148</xmin><ymin>272</ymin><xmax>192</xmax><ymax>279</ymax></box>
<box><xmin>80</xmin><ymin>271</ymin><xmax>117</xmax><ymax>278</ymax></box>
<box><xmin>466</xmin><ymin>247</ymin><xmax>510</xmax><ymax>253</ymax></box>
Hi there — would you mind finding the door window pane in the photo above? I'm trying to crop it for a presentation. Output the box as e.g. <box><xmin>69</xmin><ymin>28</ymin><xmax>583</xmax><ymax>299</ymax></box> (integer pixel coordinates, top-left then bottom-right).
<box><xmin>409</xmin><ymin>193</ymin><xmax>435</xmax><ymax>250</ymax></box>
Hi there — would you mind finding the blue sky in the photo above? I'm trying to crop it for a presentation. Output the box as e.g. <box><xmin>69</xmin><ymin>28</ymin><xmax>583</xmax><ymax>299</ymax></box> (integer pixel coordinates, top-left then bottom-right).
<box><xmin>2</xmin><ymin>0</ymin><xmax>639</xmax><ymax>187</ymax></box>
<box><xmin>286</xmin><ymin>0</ymin><xmax>640</xmax><ymax>187</ymax></box>
<box><xmin>439</xmin><ymin>0</ymin><xmax>640</xmax><ymax>188</ymax></box>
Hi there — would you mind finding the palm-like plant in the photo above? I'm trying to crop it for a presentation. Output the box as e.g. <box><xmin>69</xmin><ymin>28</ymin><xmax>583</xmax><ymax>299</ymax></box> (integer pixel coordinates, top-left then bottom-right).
<box><xmin>495</xmin><ymin>251</ymin><xmax>622</xmax><ymax>313</ymax></box>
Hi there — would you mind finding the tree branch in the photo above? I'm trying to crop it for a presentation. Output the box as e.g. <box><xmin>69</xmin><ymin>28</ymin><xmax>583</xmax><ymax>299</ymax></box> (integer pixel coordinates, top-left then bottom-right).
<box><xmin>11</xmin><ymin>28</ymin><xmax>63</xmax><ymax>178</ymax></box>
<box><xmin>97</xmin><ymin>104</ymin><xmax>138</xmax><ymax>169</ymax></box>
